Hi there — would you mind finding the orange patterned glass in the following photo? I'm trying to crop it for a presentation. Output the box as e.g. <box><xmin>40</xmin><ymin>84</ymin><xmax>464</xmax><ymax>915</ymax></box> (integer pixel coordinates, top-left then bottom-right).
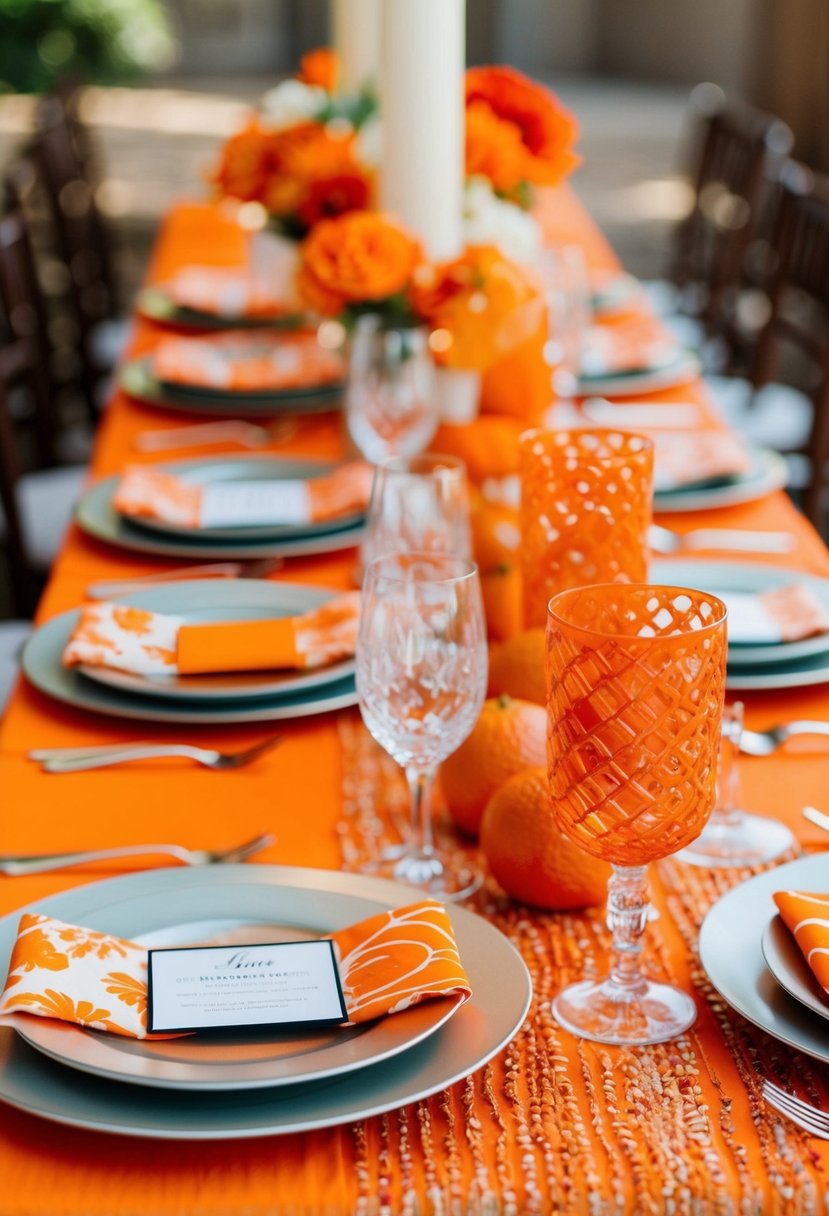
<box><xmin>546</xmin><ymin>583</ymin><xmax>727</xmax><ymax>1045</ymax></box>
<box><xmin>519</xmin><ymin>429</ymin><xmax>653</xmax><ymax>628</ymax></box>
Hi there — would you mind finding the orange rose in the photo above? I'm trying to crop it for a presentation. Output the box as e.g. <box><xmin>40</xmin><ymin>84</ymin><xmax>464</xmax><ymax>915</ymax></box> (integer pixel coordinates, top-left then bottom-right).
<box><xmin>297</xmin><ymin>47</ymin><xmax>339</xmax><ymax>93</ymax></box>
<box><xmin>297</xmin><ymin>212</ymin><xmax>422</xmax><ymax>316</ymax></box>
<box><xmin>465</xmin><ymin>66</ymin><xmax>581</xmax><ymax>191</ymax></box>
<box><xmin>465</xmin><ymin>100</ymin><xmax>528</xmax><ymax>196</ymax></box>
<box><xmin>297</xmin><ymin>171</ymin><xmax>373</xmax><ymax>229</ymax></box>
<box><xmin>214</xmin><ymin>120</ymin><xmax>273</xmax><ymax>202</ymax></box>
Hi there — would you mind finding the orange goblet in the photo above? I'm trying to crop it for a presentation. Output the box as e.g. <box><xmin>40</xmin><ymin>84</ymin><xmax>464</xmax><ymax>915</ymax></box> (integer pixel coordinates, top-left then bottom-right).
<box><xmin>519</xmin><ymin>429</ymin><xmax>654</xmax><ymax>628</ymax></box>
<box><xmin>546</xmin><ymin>583</ymin><xmax>727</xmax><ymax>1045</ymax></box>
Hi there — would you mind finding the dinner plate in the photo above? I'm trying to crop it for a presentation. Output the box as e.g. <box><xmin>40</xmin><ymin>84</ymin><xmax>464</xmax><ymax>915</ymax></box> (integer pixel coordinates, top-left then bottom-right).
<box><xmin>652</xmin><ymin>446</ymin><xmax>788</xmax><ymax>514</ymax></box>
<box><xmin>698</xmin><ymin>853</ymin><xmax>829</xmax><ymax>1065</ymax></box>
<box><xmin>137</xmin><ymin>285</ymin><xmax>305</xmax><ymax>332</ymax></box>
<box><xmin>0</xmin><ymin>866</ymin><xmax>532</xmax><ymax>1137</ymax></box>
<box><xmin>21</xmin><ymin>610</ymin><xmax>358</xmax><ymax>723</ymax></box>
<box><xmin>121</xmin><ymin>355</ymin><xmax>343</xmax><ymax>418</ymax></box>
<box><xmin>650</xmin><ymin>560</ymin><xmax>829</xmax><ymax>664</ymax></box>
<box><xmin>73</xmin><ymin>581</ymin><xmax>355</xmax><ymax>702</ymax></box>
<box><xmin>576</xmin><ymin>350</ymin><xmax>701</xmax><ymax>398</ymax></box>
<box><xmin>761</xmin><ymin>915</ymin><xmax>829</xmax><ymax>1024</ymax></box>
<box><xmin>112</xmin><ymin>456</ymin><xmax>364</xmax><ymax>543</ymax></box>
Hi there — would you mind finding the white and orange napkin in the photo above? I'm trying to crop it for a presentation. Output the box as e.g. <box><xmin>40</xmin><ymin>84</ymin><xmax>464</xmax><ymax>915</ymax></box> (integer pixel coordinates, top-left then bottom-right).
<box><xmin>723</xmin><ymin>584</ymin><xmax>829</xmax><ymax>645</ymax></box>
<box><xmin>652</xmin><ymin>431</ymin><xmax>750</xmax><ymax>492</ymax></box>
<box><xmin>772</xmin><ymin>890</ymin><xmax>829</xmax><ymax>997</ymax></box>
<box><xmin>114</xmin><ymin>461</ymin><xmax>373</xmax><ymax>530</ymax></box>
<box><xmin>0</xmin><ymin>901</ymin><xmax>471</xmax><ymax>1038</ymax></box>
<box><xmin>62</xmin><ymin>592</ymin><xmax>361</xmax><ymax>677</ymax></box>
<box><xmin>152</xmin><ymin>331</ymin><xmax>344</xmax><ymax>393</ymax></box>
<box><xmin>159</xmin><ymin>266</ymin><xmax>295</xmax><ymax>319</ymax></box>
<box><xmin>580</xmin><ymin>314</ymin><xmax>679</xmax><ymax>377</ymax></box>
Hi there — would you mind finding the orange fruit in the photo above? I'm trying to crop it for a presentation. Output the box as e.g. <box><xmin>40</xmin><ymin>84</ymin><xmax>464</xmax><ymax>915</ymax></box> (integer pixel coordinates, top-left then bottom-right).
<box><xmin>487</xmin><ymin>627</ymin><xmax>546</xmax><ymax>705</ymax></box>
<box><xmin>440</xmin><ymin>695</ymin><xmax>546</xmax><ymax>838</ymax></box>
<box><xmin>470</xmin><ymin>497</ymin><xmax>521</xmax><ymax>573</ymax></box>
<box><xmin>481</xmin><ymin>564</ymin><xmax>523</xmax><ymax>642</ymax></box>
<box><xmin>481</xmin><ymin>767</ymin><xmax>611</xmax><ymax>910</ymax></box>
<box><xmin>431</xmin><ymin>415</ymin><xmax>523</xmax><ymax>482</ymax></box>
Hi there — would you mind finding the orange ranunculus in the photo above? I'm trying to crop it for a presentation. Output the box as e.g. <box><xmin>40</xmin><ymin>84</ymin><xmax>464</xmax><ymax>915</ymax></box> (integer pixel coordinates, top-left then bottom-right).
<box><xmin>465</xmin><ymin>66</ymin><xmax>581</xmax><ymax>192</ymax></box>
<box><xmin>297</xmin><ymin>211</ymin><xmax>422</xmax><ymax>316</ymax></box>
<box><xmin>261</xmin><ymin>122</ymin><xmax>357</xmax><ymax>218</ymax></box>
<box><xmin>214</xmin><ymin>120</ymin><xmax>273</xmax><ymax>203</ymax></box>
<box><xmin>297</xmin><ymin>171</ymin><xmax>373</xmax><ymax>229</ymax></box>
<box><xmin>297</xmin><ymin>46</ymin><xmax>339</xmax><ymax>93</ymax></box>
<box><xmin>410</xmin><ymin>244</ymin><xmax>544</xmax><ymax>372</ymax></box>
<box><xmin>465</xmin><ymin>100</ymin><xmax>529</xmax><ymax>196</ymax></box>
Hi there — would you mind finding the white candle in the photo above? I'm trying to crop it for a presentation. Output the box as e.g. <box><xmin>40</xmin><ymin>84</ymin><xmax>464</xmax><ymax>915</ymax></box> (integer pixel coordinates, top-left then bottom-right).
<box><xmin>379</xmin><ymin>0</ymin><xmax>465</xmax><ymax>261</ymax></box>
<box><xmin>332</xmin><ymin>0</ymin><xmax>381</xmax><ymax>95</ymax></box>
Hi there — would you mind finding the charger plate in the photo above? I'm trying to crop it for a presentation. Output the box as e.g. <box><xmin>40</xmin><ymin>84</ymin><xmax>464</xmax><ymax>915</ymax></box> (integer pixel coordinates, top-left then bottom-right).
<box><xmin>698</xmin><ymin>853</ymin><xmax>829</xmax><ymax>1066</ymax></box>
<box><xmin>0</xmin><ymin>866</ymin><xmax>532</xmax><ymax>1137</ymax></box>
<box><xmin>136</xmin><ymin>286</ymin><xmax>304</xmax><ymax>332</ymax></box>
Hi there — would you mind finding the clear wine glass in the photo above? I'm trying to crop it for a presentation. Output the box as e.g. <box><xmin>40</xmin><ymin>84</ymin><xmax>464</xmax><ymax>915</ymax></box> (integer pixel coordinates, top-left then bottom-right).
<box><xmin>538</xmin><ymin>242</ymin><xmax>592</xmax><ymax>403</ymax></box>
<box><xmin>356</xmin><ymin>552</ymin><xmax>488</xmax><ymax>900</ymax></box>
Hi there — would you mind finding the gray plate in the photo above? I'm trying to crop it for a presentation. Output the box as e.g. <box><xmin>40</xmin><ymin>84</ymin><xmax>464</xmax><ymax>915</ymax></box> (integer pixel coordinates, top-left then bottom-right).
<box><xmin>74</xmin><ymin>581</ymin><xmax>355</xmax><ymax>702</ymax></box>
<box><xmin>121</xmin><ymin>355</ymin><xmax>343</xmax><ymax>419</ymax></box>
<box><xmin>576</xmin><ymin>349</ymin><xmax>701</xmax><ymax>398</ymax></box>
<box><xmin>650</xmin><ymin>559</ymin><xmax>829</xmax><ymax>665</ymax></box>
<box><xmin>762</xmin><ymin>915</ymin><xmax>829</xmax><ymax>1025</ymax></box>
<box><xmin>137</xmin><ymin>286</ymin><xmax>305</xmax><ymax>332</ymax></box>
<box><xmin>76</xmin><ymin>460</ymin><xmax>365</xmax><ymax>560</ymax></box>
<box><xmin>21</xmin><ymin>609</ymin><xmax>358</xmax><ymax>723</ymax></box>
<box><xmin>110</xmin><ymin>455</ymin><xmax>363</xmax><ymax>543</ymax></box>
<box><xmin>698</xmin><ymin>854</ymin><xmax>829</xmax><ymax>1065</ymax></box>
<box><xmin>652</xmin><ymin>446</ymin><xmax>788</xmax><ymax>514</ymax></box>
<box><xmin>0</xmin><ymin>866</ymin><xmax>532</xmax><ymax>1137</ymax></box>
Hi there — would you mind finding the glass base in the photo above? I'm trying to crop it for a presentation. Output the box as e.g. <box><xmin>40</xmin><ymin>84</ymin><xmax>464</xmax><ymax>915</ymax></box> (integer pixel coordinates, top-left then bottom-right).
<box><xmin>552</xmin><ymin>977</ymin><xmax>697</xmax><ymax>1046</ymax></box>
<box><xmin>360</xmin><ymin>850</ymin><xmax>482</xmax><ymax>902</ymax></box>
<box><xmin>675</xmin><ymin>812</ymin><xmax>796</xmax><ymax>868</ymax></box>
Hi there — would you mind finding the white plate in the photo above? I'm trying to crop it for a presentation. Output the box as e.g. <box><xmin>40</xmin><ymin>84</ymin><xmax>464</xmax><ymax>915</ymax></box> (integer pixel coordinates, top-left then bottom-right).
<box><xmin>650</xmin><ymin>560</ymin><xmax>829</xmax><ymax>664</ymax></box>
<box><xmin>590</xmin><ymin>274</ymin><xmax>641</xmax><ymax>318</ymax></box>
<box><xmin>652</xmin><ymin>446</ymin><xmax>788</xmax><ymax>514</ymax></box>
<box><xmin>74</xmin><ymin>582</ymin><xmax>355</xmax><ymax>703</ymax></box>
<box><xmin>21</xmin><ymin>609</ymin><xmax>358</xmax><ymax>724</ymax></box>
<box><xmin>576</xmin><ymin>350</ymin><xmax>701</xmax><ymax>398</ymax></box>
<box><xmin>698</xmin><ymin>853</ymin><xmax>829</xmax><ymax>1066</ymax></box>
<box><xmin>0</xmin><ymin>866</ymin><xmax>532</xmax><ymax>1138</ymax></box>
<box><xmin>762</xmin><ymin>915</ymin><xmax>829</xmax><ymax>1024</ymax></box>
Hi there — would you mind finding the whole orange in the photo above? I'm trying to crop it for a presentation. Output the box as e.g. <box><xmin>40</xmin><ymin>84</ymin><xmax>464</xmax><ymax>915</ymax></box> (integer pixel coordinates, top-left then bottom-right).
<box><xmin>481</xmin><ymin>565</ymin><xmax>523</xmax><ymax>642</ymax></box>
<box><xmin>481</xmin><ymin>767</ymin><xmax>611</xmax><ymax>910</ymax></box>
<box><xmin>440</xmin><ymin>695</ymin><xmax>546</xmax><ymax>838</ymax></box>
<box><xmin>487</xmin><ymin>627</ymin><xmax>546</xmax><ymax>705</ymax></box>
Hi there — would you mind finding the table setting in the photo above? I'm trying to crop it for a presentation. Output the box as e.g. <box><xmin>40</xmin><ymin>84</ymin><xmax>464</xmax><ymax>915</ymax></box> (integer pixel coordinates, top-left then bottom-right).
<box><xmin>2</xmin><ymin>2</ymin><xmax>829</xmax><ymax>1212</ymax></box>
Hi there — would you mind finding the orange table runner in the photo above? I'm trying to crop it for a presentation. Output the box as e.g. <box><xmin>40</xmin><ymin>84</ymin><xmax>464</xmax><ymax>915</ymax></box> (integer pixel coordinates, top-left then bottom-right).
<box><xmin>1</xmin><ymin>187</ymin><xmax>829</xmax><ymax>1213</ymax></box>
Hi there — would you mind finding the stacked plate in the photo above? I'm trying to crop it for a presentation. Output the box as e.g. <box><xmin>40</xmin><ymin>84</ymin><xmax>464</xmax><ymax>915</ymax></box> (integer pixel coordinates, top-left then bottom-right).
<box><xmin>699</xmin><ymin>854</ymin><xmax>829</xmax><ymax>1064</ymax></box>
<box><xmin>651</xmin><ymin>560</ymin><xmax>829</xmax><ymax>691</ymax></box>
<box><xmin>652</xmin><ymin>447</ymin><xmax>788</xmax><ymax>514</ymax></box>
<box><xmin>137</xmin><ymin>285</ymin><xmax>305</xmax><ymax>333</ymax></box>
<box><xmin>0</xmin><ymin>866</ymin><xmax>532</xmax><ymax>1138</ymax></box>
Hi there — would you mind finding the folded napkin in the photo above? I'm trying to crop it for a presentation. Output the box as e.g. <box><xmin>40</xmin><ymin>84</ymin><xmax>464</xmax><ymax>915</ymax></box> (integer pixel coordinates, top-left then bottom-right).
<box><xmin>114</xmin><ymin>461</ymin><xmax>373</xmax><ymax>530</ymax></box>
<box><xmin>724</xmin><ymin>584</ymin><xmax>829</xmax><ymax>645</ymax></box>
<box><xmin>0</xmin><ymin>901</ymin><xmax>471</xmax><ymax>1038</ymax></box>
<box><xmin>160</xmin><ymin>266</ymin><xmax>295</xmax><ymax>319</ymax></box>
<box><xmin>63</xmin><ymin>592</ymin><xmax>361</xmax><ymax>676</ymax></box>
<box><xmin>152</xmin><ymin>331</ymin><xmax>344</xmax><ymax>393</ymax></box>
<box><xmin>653</xmin><ymin>431</ymin><xmax>750</xmax><ymax>491</ymax></box>
<box><xmin>580</xmin><ymin>314</ymin><xmax>678</xmax><ymax>377</ymax></box>
<box><xmin>772</xmin><ymin>890</ymin><xmax>829</xmax><ymax>996</ymax></box>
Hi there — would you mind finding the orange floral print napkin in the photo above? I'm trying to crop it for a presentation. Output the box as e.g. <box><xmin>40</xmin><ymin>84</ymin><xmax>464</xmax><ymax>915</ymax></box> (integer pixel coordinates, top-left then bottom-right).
<box><xmin>652</xmin><ymin>431</ymin><xmax>750</xmax><ymax>491</ymax></box>
<box><xmin>159</xmin><ymin>267</ymin><xmax>293</xmax><ymax>319</ymax></box>
<box><xmin>63</xmin><ymin>592</ymin><xmax>361</xmax><ymax>677</ymax></box>
<box><xmin>0</xmin><ymin>901</ymin><xmax>471</xmax><ymax>1038</ymax></box>
<box><xmin>152</xmin><ymin>331</ymin><xmax>344</xmax><ymax>393</ymax></box>
<box><xmin>114</xmin><ymin>461</ymin><xmax>373</xmax><ymax>530</ymax></box>
<box><xmin>724</xmin><ymin>584</ymin><xmax>829</xmax><ymax>645</ymax></box>
<box><xmin>772</xmin><ymin>890</ymin><xmax>829</xmax><ymax>995</ymax></box>
<box><xmin>579</xmin><ymin>314</ymin><xmax>678</xmax><ymax>377</ymax></box>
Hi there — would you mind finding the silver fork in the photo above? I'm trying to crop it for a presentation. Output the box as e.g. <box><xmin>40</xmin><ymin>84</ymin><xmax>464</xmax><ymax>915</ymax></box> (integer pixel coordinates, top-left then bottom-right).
<box><xmin>30</xmin><ymin>734</ymin><xmax>283</xmax><ymax>774</ymax></box>
<box><xmin>84</xmin><ymin>556</ymin><xmax>283</xmax><ymax>600</ymax></box>
<box><xmin>761</xmin><ymin>1079</ymin><xmax>829</xmax><ymax>1138</ymax></box>
<box><xmin>649</xmin><ymin>524</ymin><xmax>794</xmax><ymax>555</ymax></box>
<box><xmin>739</xmin><ymin>721</ymin><xmax>829</xmax><ymax>756</ymax></box>
<box><xmin>0</xmin><ymin>831</ymin><xmax>275</xmax><ymax>877</ymax></box>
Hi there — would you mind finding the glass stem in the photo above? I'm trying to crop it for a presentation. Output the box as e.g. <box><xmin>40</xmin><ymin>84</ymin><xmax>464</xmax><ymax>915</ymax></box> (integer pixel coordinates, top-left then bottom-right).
<box><xmin>405</xmin><ymin>766</ymin><xmax>436</xmax><ymax>861</ymax></box>
<box><xmin>607</xmin><ymin>865</ymin><xmax>650</xmax><ymax>995</ymax></box>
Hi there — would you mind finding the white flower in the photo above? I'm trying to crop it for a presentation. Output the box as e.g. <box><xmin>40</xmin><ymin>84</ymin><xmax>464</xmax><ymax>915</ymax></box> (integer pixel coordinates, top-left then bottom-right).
<box><xmin>259</xmin><ymin>80</ymin><xmax>328</xmax><ymax>130</ymax></box>
<box><xmin>462</xmin><ymin>177</ymin><xmax>543</xmax><ymax>265</ymax></box>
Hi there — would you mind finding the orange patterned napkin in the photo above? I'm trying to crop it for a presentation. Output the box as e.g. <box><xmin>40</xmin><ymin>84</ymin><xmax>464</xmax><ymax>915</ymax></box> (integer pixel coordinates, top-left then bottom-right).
<box><xmin>0</xmin><ymin>901</ymin><xmax>470</xmax><ymax>1038</ymax></box>
<box><xmin>725</xmin><ymin>584</ymin><xmax>829</xmax><ymax>645</ymax></box>
<box><xmin>114</xmin><ymin>462</ymin><xmax>373</xmax><ymax>530</ymax></box>
<box><xmin>772</xmin><ymin>890</ymin><xmax>829</xmax><ymax>995</ymax></box>
<box><xmin>160</xmin><ymin>267</ymin><xmax>295</xmax><ymax>319</ymax></box>
<box><xmin>152</xmin><ymin>331</ymin><xmax>344</xmax><ymax>393</ymax></box>
<box><xmin>580</xmin><ymin>314</ymin><xmax>678</xmax><ymax>377</ymax></box>
<box><xmin>653</xmin><ymin>431</ymin><xmax>750</xmax><ymax>491</ymax></box>
<box><xmin>62</xmin><ymin>592</ymin><xmax>361</xmax><ymax>676</ymax></box>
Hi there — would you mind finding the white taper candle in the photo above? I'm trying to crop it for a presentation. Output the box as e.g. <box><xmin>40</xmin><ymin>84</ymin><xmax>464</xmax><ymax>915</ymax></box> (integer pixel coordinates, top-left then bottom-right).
<box><xmin>332</xmin><ymin>0</ymin><xmax>382</xmax><ymax>95</ymax></box>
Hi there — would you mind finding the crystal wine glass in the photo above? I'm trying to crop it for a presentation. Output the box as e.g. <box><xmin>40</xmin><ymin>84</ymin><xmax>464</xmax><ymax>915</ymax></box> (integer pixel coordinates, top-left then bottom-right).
<box><xmin>356</xmin><ymin>552</ymin><xmax>488</xmax><ymax>900</ymax></box>
<box><xmin>546</xmin><ymin>582</ymin><xmax>728</xmax><ymax>1045</ymax></box>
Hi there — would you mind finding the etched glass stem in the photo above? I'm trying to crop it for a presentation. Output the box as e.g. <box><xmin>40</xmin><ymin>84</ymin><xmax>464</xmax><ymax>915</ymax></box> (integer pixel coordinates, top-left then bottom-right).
<box><xmin>407</xmin><ymin>766</ymin><xmax>435</xmax><ymax>858</ymax></box>
<box><xmin>607</xmin><ymin>865</ymin><xmax>650</xmax><ymax>994</ymax></box>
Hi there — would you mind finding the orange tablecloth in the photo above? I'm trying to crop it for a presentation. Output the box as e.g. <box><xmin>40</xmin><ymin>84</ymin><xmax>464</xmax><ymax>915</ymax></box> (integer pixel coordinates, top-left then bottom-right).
<box><xmin>1</xmin><ymin>188</ymin><xmax>829</xmax><ymax>1214</ymax></box>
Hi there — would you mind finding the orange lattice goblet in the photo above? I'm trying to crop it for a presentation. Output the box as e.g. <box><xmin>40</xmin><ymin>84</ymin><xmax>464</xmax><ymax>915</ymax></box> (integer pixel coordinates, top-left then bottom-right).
<box><xmin>546</xmin><ymin>583</ymin><xmax>727</xmax><ymax>1045</ymax></box>
<box><xmin>519</xmin><ymin>429</ymin><xmax>654</xmax><ymax>627</ymax></box>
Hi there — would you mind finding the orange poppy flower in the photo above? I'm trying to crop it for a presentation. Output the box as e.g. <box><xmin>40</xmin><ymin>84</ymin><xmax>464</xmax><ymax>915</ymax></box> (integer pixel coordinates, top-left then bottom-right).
<box><xmin>297</xmin><ymin>211</ymin><xmax>422</xmax><ymax>316</ymax></box>
<box><xmin>297</xmin><ymin>46</ymin><xmax>339</xmax><ymax>93</ymax></box>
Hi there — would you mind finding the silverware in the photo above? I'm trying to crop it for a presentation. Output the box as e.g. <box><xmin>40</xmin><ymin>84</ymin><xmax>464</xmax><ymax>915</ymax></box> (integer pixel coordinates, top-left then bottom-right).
<box><xmin>739</xmin><ymin>721</ymin><xmax>829</xmax><ymax>757</ymax></box>
<box><xmin>0</xmin><ymin>831</ymin><xmax>275</xmax><ymax>877</ymax></box>
<box><xmin>761</xmin><ymin>1079</ymin><xmax>829</xmax><ymax>1139</ymax></box>
<box><xmin>84</xmin><ymin>556</ymin><xmax>283</xmax><ymax>600</ymax></box>
<box><xmin>30</xmin><ymin>734</ymin><xmax>283</xmax><ymax>773</ymax></box>
<box><xmin>133</xmin><ymin>418</ymin><xmax>296</xmax><ymax>453</ymax></box>
<box><xmin>649</xmin><ymin>524</ymin><xmax>794</xmax><ymax>555</ymax></box>
<box><xmin>802</xmin><ymin>806</ymin><xmax>829</xmax><ymax>833</ymax></box>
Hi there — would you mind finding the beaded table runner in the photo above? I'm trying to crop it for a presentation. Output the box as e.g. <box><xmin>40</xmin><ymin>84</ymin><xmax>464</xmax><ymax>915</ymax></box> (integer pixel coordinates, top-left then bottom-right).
<box><xmin>337</xmin><ymin>712</ymin><xmax>829</xmax><ymax>1214</ymax></box>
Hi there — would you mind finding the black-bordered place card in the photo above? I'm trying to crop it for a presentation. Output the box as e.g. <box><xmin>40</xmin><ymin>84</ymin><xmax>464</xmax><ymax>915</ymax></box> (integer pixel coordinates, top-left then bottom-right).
<box><xmin>147</xmin><ymin>940</ymin><xmax>347</xmax><ymax>1034</ymax></box>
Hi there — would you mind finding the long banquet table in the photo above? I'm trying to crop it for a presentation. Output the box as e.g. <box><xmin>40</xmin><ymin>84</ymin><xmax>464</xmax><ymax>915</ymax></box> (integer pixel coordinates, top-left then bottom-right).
<box><xmin>1</xmin><ymin>187</ymin><xmax>829</xmax><ymax>1214</ymax></box>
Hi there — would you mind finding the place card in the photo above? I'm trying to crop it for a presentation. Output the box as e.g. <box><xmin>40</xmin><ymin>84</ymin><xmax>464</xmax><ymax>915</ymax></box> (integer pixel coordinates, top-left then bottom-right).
<box><xmin>147</xmin><ymin>940</ymin><xmax>347</xmax><ymax>1033</ymax></box>
<box><xmin>199</xmin><ymin>480</ymin><xmax>311</xmax><ymax>527</ymax></box>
